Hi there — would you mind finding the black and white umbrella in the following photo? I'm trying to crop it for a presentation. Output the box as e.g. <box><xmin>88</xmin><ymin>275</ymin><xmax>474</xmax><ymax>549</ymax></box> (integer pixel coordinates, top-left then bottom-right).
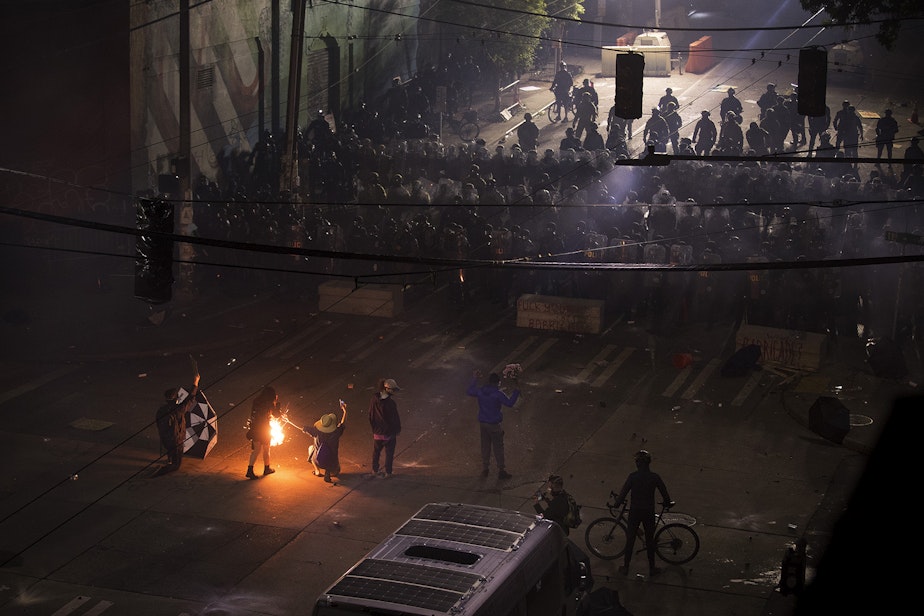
<box><xmin>183</xmin><ymin>390</ymin><xmax>218</xmax><ymax>458</ymax></box>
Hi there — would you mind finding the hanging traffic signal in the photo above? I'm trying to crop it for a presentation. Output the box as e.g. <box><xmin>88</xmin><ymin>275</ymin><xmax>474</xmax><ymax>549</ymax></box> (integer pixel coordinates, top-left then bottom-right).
<box><xmin>134</xmin><ymin>198</ymin><xmax>175</xmax><ymax>304</ymax></box>
<box><xmin>798</xmin><ymin>47</ymin><xmax>827</xmax><ymax>117</ymax></box>
<box><xmin>614</xmin><ymin>52</ymin><xmax>644</xmax><ymax>119</ymax></box>
<box><xmin>779</xmin><ymin>539</ymin><xmax>807</xmax><ymax>596</ymax></box>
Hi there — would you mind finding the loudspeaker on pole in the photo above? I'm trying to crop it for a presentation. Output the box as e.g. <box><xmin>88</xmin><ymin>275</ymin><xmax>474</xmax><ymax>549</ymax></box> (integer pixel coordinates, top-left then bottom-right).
<box><xmin>614</xmin><ymin>52</ymin><xmax>644</xmax><ymax>120</ymax></box>
<box><xmin>798</xmin><ymin>47</ymin><xmax>827</xmax><ymax>117</ymax></box>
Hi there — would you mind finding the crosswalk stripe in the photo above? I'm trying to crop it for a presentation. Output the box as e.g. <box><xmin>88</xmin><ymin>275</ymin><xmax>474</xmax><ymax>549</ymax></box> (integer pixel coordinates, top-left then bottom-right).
<box><xmin>84</xmin><ymin>600</ymin><xmax>114</xmax><ymax>616</ymax></box>
<box><xmin>662</xmin><ymin>366</ymin><xmax>692</xmax><ymax>397</ymax></box>
<box><xmin>409</xmin><ymin>309</ymin><xmax>511</xmax><ymax>369</ymax></box>
<box><xmin>441</xmin><ymin>313</ymin><xmax>511</xmax><ymax>364</ymax></box>
<box><xmin>681</xmin><ymin>358</ymin><xmax>722</xmax><ymax>399</ymax></box>
<box><xmin>576</xmin><ymin>344</ymin><xmax>617</xmax><ymax>382</ymax></box>
<box><xmin>520</xmin><ymin>338</ymin><xmax>558</xmax><ymax>371</ymax></box>
<box><xmin>351</xmin><ymin>322</ymin><xmax>412</xmax><ymax>362</ymax></box>
<box><xmin>0</xmin><ymin>365</ymin><xmax>80</xmax><ymax>405</ymax></box>
<box><xmin>731</xmin><ymin>370</ymin><xmax>763</xmax><ymax>406</ymax></box>
<box><xmin>265</xmin><ymin>321</ymin><xmax>332</xmax><ymax>358</ymax></box>
<box><xmin>492</xmin><ymin>336</ymin><xmax>538</xmax><ymax>375</ymax></box>
<box><xmin>591</xmin><ymin>347</ymin><xmax>635</xmax><ymax>388</ymax></box>
<box><xmin>408</xmin><ymin>334</ymin><xmax>451</xmax><ymax>369</ymax></box>
<box><xmin>52</xmin><ymin>596</ymin><xmax>91</xmax><ymax>616</ymax></box>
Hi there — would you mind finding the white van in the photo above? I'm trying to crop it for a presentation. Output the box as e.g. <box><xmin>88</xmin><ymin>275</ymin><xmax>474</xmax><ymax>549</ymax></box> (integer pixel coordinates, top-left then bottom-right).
<box><xmin>312</xmin><ymin>502</ymin><xmax>593</xmax><ymax>616</ymax></box>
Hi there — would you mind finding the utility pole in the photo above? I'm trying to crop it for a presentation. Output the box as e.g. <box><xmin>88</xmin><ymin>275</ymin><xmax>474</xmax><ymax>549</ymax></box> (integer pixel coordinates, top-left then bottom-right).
<box><xmin>178</xmin><ymin>0</ymin><xmax>190</xmax><ymax>198</ymax></box>
<box><xmin>256</xmin><ymin>37</ymin><xmax>265</xmax><ymax>140</ymax></box>
<box><xmin>177</xmin><ymin>0</ymin><xmax>195</xmax><ymax>299</ymax></box>
<box><xmin>272</xmin><ymin>0</ymin><xmax>281</xmax><ymax>137</ymax></box>
<box><xmin>281</xmin><ymin>0</ymin><xmax>306</xmax><ymax>196</ymax></box>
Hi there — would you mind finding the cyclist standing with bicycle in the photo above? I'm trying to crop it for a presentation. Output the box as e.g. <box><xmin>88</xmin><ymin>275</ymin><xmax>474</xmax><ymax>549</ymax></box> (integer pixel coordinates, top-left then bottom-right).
<box><xmin>550</xmin><ymin>62</ymin><xmax>573</xmax><ymax>122</ymax></box>
<box><xmin>613</xmin><ymin>450</ymin><xmax>673</xmax><ymax>577</ymax></box>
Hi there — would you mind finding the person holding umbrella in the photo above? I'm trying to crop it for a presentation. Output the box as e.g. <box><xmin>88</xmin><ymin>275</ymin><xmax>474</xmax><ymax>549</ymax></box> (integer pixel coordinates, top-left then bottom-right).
<box><xmin>303</xmin><ymin>400</ymin><xmax>347</xmax><ymax>483</ymax></box>
<box><xmin>154</xmin><ymin>368</ymin><xmax>200</xmax><ymax>476</ymax></box>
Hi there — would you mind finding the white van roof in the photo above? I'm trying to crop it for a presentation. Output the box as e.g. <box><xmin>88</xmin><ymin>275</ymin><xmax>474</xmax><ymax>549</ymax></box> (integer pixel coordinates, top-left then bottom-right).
<box><xmin>314</xmin><ymin>502</ymin><xmax>564</xmax><ymax>615</ymax></box>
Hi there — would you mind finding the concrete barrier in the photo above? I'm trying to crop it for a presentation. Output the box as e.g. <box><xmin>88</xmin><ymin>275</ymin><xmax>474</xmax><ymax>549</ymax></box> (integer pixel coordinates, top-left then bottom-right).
<box><xmin>318</xmin><ymin>280</ymin><xmax>403</xmax><ymax>317</ymax></box>
<box><xmin>516</xmin><ymin>294</ymin><xmax>604</xmax><ymax>334</ymax></box>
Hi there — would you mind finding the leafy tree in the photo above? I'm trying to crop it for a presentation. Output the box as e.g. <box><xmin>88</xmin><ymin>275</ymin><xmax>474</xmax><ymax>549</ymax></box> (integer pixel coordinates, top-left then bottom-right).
<box><xmin>800</xmin><ymin>0</ymin><xmax>924</xmax><ymax>49</ymax></box>
<box><xmin>422</xmin><ymin>0</ymin><xmax>584</xmax><ymax>110</ymax></box>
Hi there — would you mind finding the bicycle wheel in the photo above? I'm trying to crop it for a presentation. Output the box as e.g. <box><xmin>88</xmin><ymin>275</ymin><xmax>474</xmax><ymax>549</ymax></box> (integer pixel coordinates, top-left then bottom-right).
<box><xmin>654</xmin><ymin>523</ymin><xmax>700</xmax><ymax>564</ymax></box>
<box><xmin>458</xmin><ymin>121</ymin><xmax>479</xmax><ymax>142</ymax></box>
<box><xmin>584</xmin><ymin>517</ymin><xmax>628</xmax><ymax>560</ymax></box>
<box><xmin>548</xmin><ymin>101</ymin><xmax>561</xmax><ymax>123</ymax></box>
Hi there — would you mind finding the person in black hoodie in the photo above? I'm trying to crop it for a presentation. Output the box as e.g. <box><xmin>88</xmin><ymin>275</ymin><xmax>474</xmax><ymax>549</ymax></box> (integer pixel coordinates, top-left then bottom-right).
<box><xmin>368</xmin><ymin>378</ymin><xmax>402</xmax><ymax>478</ymax></box>
<box><xmin>534</xmin><ymin>474</ymin><xmax>572</xmax><ymax>535</ymax></box>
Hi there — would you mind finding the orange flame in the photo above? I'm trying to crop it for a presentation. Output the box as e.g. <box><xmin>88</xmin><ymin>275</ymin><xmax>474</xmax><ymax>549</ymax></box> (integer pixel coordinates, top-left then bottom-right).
<box><xmin>270</xmin><ymin>417</ymin><xmax>286</xmax><ymax>446</ymax></box>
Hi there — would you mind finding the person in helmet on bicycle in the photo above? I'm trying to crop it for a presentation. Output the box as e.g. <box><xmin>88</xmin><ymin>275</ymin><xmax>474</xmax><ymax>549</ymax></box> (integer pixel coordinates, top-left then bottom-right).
<box><xmin>551</xmin><ymin>61</ymin><xmax>573</xmax><ymax>109</ymax></box>
<box><xmin>612</xmin><ymin>450</ymin><xmax>674</xmax><ymax>577</ymax></box>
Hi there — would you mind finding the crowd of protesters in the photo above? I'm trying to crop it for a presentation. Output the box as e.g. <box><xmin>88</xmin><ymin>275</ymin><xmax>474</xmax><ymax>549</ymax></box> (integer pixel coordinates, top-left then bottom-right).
<box><xmin>186</xmin><ymin>66</ymin><xmax>923</xmax><ymax>346</ymax></box>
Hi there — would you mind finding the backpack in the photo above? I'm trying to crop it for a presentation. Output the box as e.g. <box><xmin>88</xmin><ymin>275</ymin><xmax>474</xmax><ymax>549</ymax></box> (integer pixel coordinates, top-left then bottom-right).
<box><xmin>563</xmin><ymin>492</ymin><xmax>583</xmax><ymax>528</ymax></box>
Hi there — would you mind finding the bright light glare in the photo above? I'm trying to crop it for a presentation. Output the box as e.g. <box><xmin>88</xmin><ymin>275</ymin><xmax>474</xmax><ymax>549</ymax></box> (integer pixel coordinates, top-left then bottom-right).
<box><xmin>270</xmin><ymin>417</ymin><xmax>286</xmax><ymax>446</ymax></box>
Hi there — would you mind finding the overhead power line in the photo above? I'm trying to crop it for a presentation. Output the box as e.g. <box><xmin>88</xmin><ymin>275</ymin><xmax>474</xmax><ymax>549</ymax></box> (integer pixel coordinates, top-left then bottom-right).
<box><xmin>2</xmin><ymin>205</ymin><xmax>922</xmax><ymax>277</ymax></box>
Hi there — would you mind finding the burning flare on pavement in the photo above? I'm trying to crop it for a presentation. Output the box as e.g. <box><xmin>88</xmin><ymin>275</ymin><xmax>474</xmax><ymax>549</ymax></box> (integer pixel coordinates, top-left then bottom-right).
<box><xmin>270</xmin><ymin>416</ymin><xmax>286</xmax><ymax>446</ymax></box>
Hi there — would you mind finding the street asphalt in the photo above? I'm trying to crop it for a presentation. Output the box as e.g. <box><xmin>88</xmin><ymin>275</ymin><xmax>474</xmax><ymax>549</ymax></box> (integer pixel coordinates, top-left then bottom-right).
<box><xmin>2</xmin><ymin>45</ymin><xmax>922</xmax><ymax>616</ymax></box>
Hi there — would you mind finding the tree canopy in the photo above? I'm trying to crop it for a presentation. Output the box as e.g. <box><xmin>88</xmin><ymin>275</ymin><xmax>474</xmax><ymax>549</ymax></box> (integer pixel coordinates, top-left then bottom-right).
<box><xmin>428</xmin><ymin>0</ymin><xmax>584</xmax><ymax>76</ymax></box>
<box><xmin>800</xmin><ymin>0</ymin><xmax>924</xmax><ymax>49</ymax></box>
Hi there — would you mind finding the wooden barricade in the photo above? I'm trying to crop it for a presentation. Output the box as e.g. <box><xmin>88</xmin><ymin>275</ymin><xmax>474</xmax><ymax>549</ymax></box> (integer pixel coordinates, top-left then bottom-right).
<box><xmin>516</xmin><ymin>294</ymin><xmax>604</xmax><ymax>334</ymax></box>
<box><xmin>736</xmin><ymin>324</ymin><xmax>827</xmax><ymax>372</ymax></box>
<box><xmin>318</xmin><ymin>280</ymin><xmax>403</xmax><ymax>317</ymax></box>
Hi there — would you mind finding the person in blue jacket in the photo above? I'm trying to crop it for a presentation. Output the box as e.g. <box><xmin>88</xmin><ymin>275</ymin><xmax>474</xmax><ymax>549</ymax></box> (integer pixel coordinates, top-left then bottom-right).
<box><xmin>466</xmin><ymin>370</ymin><xmax>520</xmax><ymax>479</ymax></box>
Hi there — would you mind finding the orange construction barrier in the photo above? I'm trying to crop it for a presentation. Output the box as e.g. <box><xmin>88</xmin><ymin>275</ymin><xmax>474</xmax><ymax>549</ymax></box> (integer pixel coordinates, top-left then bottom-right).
<box><xmin>685</xmin><ymin>36</ymin><xmax>715</xmax><ymax>74</ymax></box>
<box><xmin>616</xmin><ymin>31</ymin><xmax>637</xmax><ymax>47</ymax></box>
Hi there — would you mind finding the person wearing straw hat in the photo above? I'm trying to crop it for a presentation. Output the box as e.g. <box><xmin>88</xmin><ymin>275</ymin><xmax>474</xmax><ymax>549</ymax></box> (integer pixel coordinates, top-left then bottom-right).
<box><xmin>303</xmin><ymin>400</ymin><xmax>347</xmax><ymax>483</ymax></box>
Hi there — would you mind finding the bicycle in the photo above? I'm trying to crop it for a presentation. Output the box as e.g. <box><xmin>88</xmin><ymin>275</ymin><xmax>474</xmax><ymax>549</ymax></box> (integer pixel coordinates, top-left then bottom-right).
<box><xmin>547</xmin><ymin>91</ymin><xmax>575</xmax><ymax>124</ymax></box>
<box><xmin>584</xmin><ymin>494</ymin><xmax>700</xmax><ymax>565</ymax></box>
<box><xmin>440</xmin><ymin>109</ymin><xmax>480</xmax><ymax>142</ymax></box>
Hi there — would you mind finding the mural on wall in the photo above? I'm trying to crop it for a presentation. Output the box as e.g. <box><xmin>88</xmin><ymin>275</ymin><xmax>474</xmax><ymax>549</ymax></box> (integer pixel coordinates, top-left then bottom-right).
<box><xmin>130</xmin><ymin>0</ymin><xmax>420</xmax><ymax>196</ymax></box>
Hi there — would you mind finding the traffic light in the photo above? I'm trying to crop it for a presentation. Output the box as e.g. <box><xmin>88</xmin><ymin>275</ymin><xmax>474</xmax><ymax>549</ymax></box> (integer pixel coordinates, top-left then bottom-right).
<box><xmin>779</xmin><ymin>539</ymin><xmax>807</xmax><ymax>596</ymax></box>
<box><xmin>614</xmin><ymin>52</ymin><xmax>644</xmax><ymax>119</ymax></box>
<box><xmin>134</xmin><ymin>198</ymin><xmax>175</xmax><ymax>304</ymax></box>
<box><xmin>798</xmin><ymin>47</ymin><xmax>827</xmax><ymax>117</ymax></box>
